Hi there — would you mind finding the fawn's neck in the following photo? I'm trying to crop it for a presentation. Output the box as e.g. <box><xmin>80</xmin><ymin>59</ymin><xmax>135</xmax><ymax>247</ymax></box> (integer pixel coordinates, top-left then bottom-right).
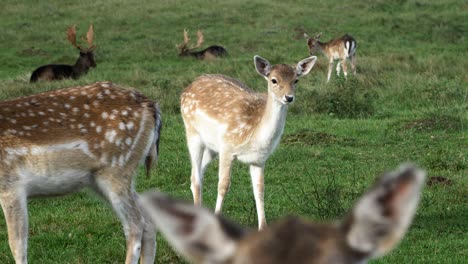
<box><xmin>253</xmin><ymin>92</ymin><xmax>288</xmax><ymax>147</ymax></box>
<box><xmin>317</xmin><ymin>41</ymin><xmax>329</xmax><ymax>54</ymax></box>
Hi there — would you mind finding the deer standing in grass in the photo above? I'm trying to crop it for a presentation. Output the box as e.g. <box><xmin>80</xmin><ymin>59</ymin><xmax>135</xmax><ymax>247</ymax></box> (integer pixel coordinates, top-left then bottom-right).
<box><xmin>30</xmin><ymin>25</ymin><xmax>97</xmax><ymax>82</ymax></box>
<box><xmin>180</xmin><ymin>55</ymin><xmax>317</xmax><ymax>230</ymax></box>
<box><xmin>0</xmin><ymin>81</ymin><xmax>162</xmax><ymax>264</ymax></box>
<box><xmin>176</xmin><ymin>29</ymin><xmax>228</xmax><ymax>60</ymax></box>
<box><xmin>142</xmin><ymin>164</ymin><xmax>425</xmax><ymax>264</ymax></box>
<box><xmin>304</xmin><ymin>33</ymin><xmax>357</xmax><ymax>82</ymax></box>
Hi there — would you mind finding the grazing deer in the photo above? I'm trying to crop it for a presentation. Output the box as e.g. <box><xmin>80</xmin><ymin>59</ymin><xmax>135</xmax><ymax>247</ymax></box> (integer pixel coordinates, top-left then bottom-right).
<box><xmin>141</xmin><ymin>164</ymin><xmax>425</xmax><ymax>264</ymax></box>
<box><xmin>304</xmin><ymin>32</ymin><xmax>357</xmax><ymax>82</ymax></box>
<box><xmin>0</xmin><ymin>81</ymin><xmax>162</xmax><ymax>264</ymax></box>
<box><xmin>30</xmin><ymin>25</ymin><xmax>97</xmax><ymax>83</ymax></box>
<box><xmin>176</xmin><ymin>29</ymin><xmax>228</xmax><ymax>60</ymax></box>
<box><xmin>180</xmin><ymin>55</ymin><xmax>317</xmax><ymax>230</ymax></box>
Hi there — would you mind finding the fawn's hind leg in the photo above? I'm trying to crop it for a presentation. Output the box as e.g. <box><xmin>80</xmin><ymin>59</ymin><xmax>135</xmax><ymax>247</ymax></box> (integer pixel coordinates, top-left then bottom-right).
<box><xmin>0</xmin><ymin>191</ymin><xmax>28</xmax><ymax>264</ymax></box>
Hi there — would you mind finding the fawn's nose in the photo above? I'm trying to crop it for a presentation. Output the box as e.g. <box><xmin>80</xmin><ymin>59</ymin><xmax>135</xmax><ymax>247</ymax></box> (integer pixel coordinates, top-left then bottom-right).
<box><xmin>285</xmin><ymin>95</ymin><xmax>294</xmax><ymax>103</ymax></box>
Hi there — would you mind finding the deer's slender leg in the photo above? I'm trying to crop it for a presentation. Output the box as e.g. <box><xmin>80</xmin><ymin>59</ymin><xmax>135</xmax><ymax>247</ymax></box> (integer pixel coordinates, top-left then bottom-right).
<box><xmin>250</xmin><ymin>164</ymin><xmax>267</xmax><ymax>230</ymax></box>
<box><xmin>0</xmin><ymin>192</ymin><xmax>28</xmax><ymax>264</ymax></box>
<box><xmin>327</xmin><ymin>59</ymin><xmax>334</xmax><ymax>82</ymax></box>
<box><xmin>187</xmin><ymin>135</ymin><xmax>205</xmax><ymax>206</ymax></box>
<box><xmin>336</xmin><ymin>60</ymin><xmax>341</xmax><ymax>76</ymax></box>
<box><xmin>351</xmin><ymin>55</ymin><xmax>357</xmax><ymax>75</ymax></box>
<box><xmin>201</xmin><ymin>148</ymin><xmax>217</xmax><ymax>175</ymax></box>
<box><xmin>214</xmin><ymin>154</ymin><xmax>234</xmax><ymax>214</ymax></box>
<box><xmin>342</xmin><ymin>59</ymin><xmax>348</xmax><ymax>79</ymax></box>
<box><xmin>138</xmin><ymin>197</ymin><xmax>156</xmax><ymax>264</ymax></box>
<box><xmin>95</xmin><ymin>174</ymin><xmax>144</xmax><ymax>264</ymax></box>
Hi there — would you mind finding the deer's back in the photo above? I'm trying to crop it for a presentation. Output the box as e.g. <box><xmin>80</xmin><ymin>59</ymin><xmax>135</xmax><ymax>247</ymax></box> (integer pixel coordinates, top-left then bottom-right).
<box><xmin>200</xmin><ymin>46</ymin><xmax>228</xmax><ymax>59</ymax></box>
<box><xmin>0</xmin><ymin>82</ymin><xmax>158</xmax><ymax>174</ymax></box>
<box><xmin>30</xmin><ymin>64</ymin><xmax>74</xmax><ymax>82</ymax></box>
<box><xmin>181</xmin><ymin>74</ymin><xmax>266</xmax><ymax>142</ymax></box>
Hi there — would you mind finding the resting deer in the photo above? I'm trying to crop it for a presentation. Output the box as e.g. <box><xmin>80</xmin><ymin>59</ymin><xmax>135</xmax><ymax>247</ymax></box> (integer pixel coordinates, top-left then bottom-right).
<box><xmin>0</xmin><ymin>81</ymin><xmax>162</xmax><ymax>264</ymax></box>
<box><xmin>180</xmin><ymin>55</ymin><xmax>317</xmax><ymax>230</ymax></box>
<box><xmin>141</xmin><ymin>164</ymin><xmax>425</xmax><ymax>264</ymax></box>
<box><xmin>30</xmin><ymin>25</ymin><xmax>97</xmax><ymax>82</ymax></box>
<box><xmin>176</xmin><ymin>29</ymin><xmax>228</xmax><ymax>60</ymax></box>
<box><xmin>304</xmin><ymin>32</ymin><xmax>357</xmax><ymax>82</ymax></box>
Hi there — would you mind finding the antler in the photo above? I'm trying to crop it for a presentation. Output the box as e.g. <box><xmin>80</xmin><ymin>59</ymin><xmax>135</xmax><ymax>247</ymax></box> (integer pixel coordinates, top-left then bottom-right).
<box><xmin>67</xmin><ymin>25</ymin><xmax>81</xmax><ymax>50</ymax></box>
<box><xmin>195</xmin><ymin>30</ymin><xmax>204</xmax><ymax>49</ymax></box>
<box><xmin>86</xmin><ymin>24</ymin><xmax>96</xmax><ymax>50</ymax></box>
<box><xmin>176</xmin><ymin>29</ymin><xmax>191</xmax><ymax>50</ymax></box>
<box><xmin>176</xmin><ymin>29</ymin><xmax>204</xmax><ymax>52</ymax></box>
<box><xmin>183</xmin><ymin>29</ymin><xmax>190</xmax><ymax>45</ymax></box>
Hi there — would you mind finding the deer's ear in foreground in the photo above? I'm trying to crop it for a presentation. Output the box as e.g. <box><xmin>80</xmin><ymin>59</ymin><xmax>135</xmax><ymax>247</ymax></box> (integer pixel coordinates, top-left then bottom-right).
<box><xmin>0</xmin><ymin>81</ymin><xmax>161</xmax><ymax>264</ymax></box>
<box><xmin>30</xmin><ymin>24</ymin><xmax>97</xmax><ymax>82</ymax></box>
<box><xmin>180</xmin><ymin>55</ymin><xmax>317</xmax><ymax>230</ymax></box>
<box><xmin>141</xmin><ymin>164</ymin><xmax>425</xmax><ymax>264</ymax></box>
<box><xmin>176</xmin><ymin>29</ymin><xmax>228</xmax><ymax>60</ymax></box>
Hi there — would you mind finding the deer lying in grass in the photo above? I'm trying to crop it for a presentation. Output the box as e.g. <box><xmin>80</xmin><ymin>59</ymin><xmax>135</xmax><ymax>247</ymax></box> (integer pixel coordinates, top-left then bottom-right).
<box><xmin>30</xmin><ymin>25</ymin><xmax>97</xmax><ymax>83</ymax></box>
<box><xmin>141</xmin><ymin>164</ymin><xmax>425</xmax><ymax>264</ymax></box>
<box><xmin>304</xmin><ymin>32</ymin><xmax>357</xmax><ymax>82</ymax></box>
<box><xmin>0</xmin><ymin>81</ymin><xmax>162</xmax><ymax>264</ymax></box>
<box><xmin>176</xmin><ymin>29</ymin><xmax>228</xmax><ymax>60</ymax></box>
<box><xmin>180</xmin><ymin>55</ymin><xmax>317</xmax><ymax>230</ymax></box>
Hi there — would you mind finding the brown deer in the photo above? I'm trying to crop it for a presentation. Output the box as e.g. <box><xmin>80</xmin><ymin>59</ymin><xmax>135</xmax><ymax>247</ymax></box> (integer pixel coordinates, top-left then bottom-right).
<box><xmin>304</xmin><ymin>32</ymin><xmax>357</xmax><ymax>82</ymax></box>
<box><xmin>141</xmin><ymin>164</ymin><xmax>425</xmax><ymax>264</ymax></box>
<box><xmin>176</xmin><ymin>29</ymin><xmax>228</xmax><ymax>60</ymax></box>
<box><xmin>30</xmin><ymin>25</ymin><xmax>97</xmax><ymax>82</ymax></box>
<box><xmin>180</xmin><ymin>55</ymin><xmax>317</xmax><ymax>230</ymax></box>
<box><xmin>0</xmin><ymin>81</ymin><xmax>162</xmax><ymax>264</ymax></box>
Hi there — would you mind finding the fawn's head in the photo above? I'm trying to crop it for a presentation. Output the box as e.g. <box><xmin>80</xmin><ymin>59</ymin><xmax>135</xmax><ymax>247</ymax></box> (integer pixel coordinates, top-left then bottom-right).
<box><xmin>176</xmin><ymin>29</ymin><xmax>204</xmax><ymax>56</ymax></box>
<box><xmin>68</xmin><ymin>24</ymin><xmax>97</xmax><ymax>68</ymax></box>
<box><xmin>304</xmin><ymin>32</ymin><xmax>322</xmax><ymax>55</ymax></box>
<box><xmin>141</xmin><ymin>164</ymin><xmax>425</xmax><ymax>264</ymax></box>
<box><xmin>254</xmin><ymin>55</ymin><xmax>317</xmax><ymax>105</ymax></box>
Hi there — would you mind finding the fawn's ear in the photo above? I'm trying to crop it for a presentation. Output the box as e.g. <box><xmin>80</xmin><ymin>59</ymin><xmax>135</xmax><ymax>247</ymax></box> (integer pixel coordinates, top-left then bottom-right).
<box><xmin>296</xmin><ymin>56</ymin><xmax>317</xmax><ymax>77</ymax></box>
<box><xmin>140</xmin><ymin>191</ymin><xmax>246</xmax><ymax>263</ymax></box>
<box><xmin>304</xmin><ymin>33</ymin><xmax>314</xmax><ymax>49</ymax></box>
<box><xmin>344</xmin><ymin>164</ymin><xmax>425</xmax><ymax>259</ymax></box>
<box><xmin>254</xmin><ymin>55</ymin><xmax>271</xmax><ymax>78</ymax></box>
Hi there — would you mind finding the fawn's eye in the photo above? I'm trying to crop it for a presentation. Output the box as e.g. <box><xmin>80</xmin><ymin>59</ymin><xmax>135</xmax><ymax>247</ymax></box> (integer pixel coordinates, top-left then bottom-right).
<box><xmin>271</xmin><ymin>78</ymin><xmax>278</xmax><ymax>84</ymax></box>
<box><xmin>294</xmin><ymin>79</ymin><xmax>299</xmax><ymax>84</ymax></box>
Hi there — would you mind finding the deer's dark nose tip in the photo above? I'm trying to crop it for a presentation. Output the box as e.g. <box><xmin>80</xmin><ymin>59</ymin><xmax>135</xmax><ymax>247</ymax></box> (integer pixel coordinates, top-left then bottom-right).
<box><xmin>285</xmin><ymin>95</ymin><xmax>294</xmax><ymax>103</ymax></box>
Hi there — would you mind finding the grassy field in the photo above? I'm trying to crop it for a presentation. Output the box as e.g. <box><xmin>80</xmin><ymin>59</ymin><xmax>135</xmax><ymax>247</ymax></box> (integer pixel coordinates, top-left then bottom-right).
<box><xmin>0</xmin><ymin>0</ymin><xmax>467</xmax><ymax>263</ymax></box>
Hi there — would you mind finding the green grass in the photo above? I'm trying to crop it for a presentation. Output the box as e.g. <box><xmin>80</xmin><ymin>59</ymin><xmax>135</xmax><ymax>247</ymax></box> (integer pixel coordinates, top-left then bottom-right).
<box><xmin>0</xmin><ymin>0</ymin><xmax>467</xmax><ymax>263</ymax></box>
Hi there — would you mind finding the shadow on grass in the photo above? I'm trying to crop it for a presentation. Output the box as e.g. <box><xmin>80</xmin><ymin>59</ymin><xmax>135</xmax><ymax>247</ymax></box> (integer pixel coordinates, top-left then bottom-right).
<box><xmin>282</xmin><ymin>129</ymin><xmax>358</xmax><ymax>147</ymax></box>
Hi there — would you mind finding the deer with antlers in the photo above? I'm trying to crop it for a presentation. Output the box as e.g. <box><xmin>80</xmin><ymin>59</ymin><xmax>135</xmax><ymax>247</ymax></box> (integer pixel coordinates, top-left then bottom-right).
<box><xmin>30</xmin><ymin>25</ymin><xmax>97</xmax><ymax>82</ymax></box>
<box><xmin>0</xmin><ymin>81</ymin><xmax>162</xmax><ymax>264</ymax></box>
<box><xmin>180</xmin><ymin>55</ymin><xmax>317</xmax><ymax>230</ymax></box>
<box><xmin>304</xmin><ymin>32</ymin><xmax>357</xmax><ymax>82</ymax></box>
<box><xmin>176</xmin><ymin>29</ymin><xmax>228</xmax><ymax>60</ymax></box>
<box><xmin>141</xmin><ymin>164</ymin><xmax>425</xmax><ymax>264</ymax></box>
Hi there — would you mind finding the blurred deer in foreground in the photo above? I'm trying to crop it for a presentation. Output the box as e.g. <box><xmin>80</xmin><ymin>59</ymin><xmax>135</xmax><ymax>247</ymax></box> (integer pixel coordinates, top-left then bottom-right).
<box><xmin>0</xmin><ymin>81</ymin><xmax>162</xmax><ymax>264</ymax></box>
<box><xmin>142</xmin><ymin>164</ymin><xmax>425</xmax><ymax>264</ymax></box>
<box><xmin>176</xmin><ymin>29</ymin><xmax>228</xmax><ymax>60</ymax></box>
<box><xmin>180</xmin><ymin>55</ymin><xmax>317</xmax><ymax>230</ymax></box>
<box><xmin>30</xmin><ymin>25</ymin><xmax>97</xmax><ymax>82</ymax></box>
<box><xmin>304</xmin><ymin>32</ymin><xmax>357</xmax><ymax>82</ymax></box>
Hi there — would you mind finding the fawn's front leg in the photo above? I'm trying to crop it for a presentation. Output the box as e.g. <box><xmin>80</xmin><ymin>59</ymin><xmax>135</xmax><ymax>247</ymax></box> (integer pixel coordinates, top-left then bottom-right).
<box><xmin>250</xmin><ymin>164</ymin><xmax>267</xmax><ymax>230</ymax></box>
<box><xmin>215</xmin><ymin>154</ymin><xmax>234</xmax><ymax>214</ymax></box>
